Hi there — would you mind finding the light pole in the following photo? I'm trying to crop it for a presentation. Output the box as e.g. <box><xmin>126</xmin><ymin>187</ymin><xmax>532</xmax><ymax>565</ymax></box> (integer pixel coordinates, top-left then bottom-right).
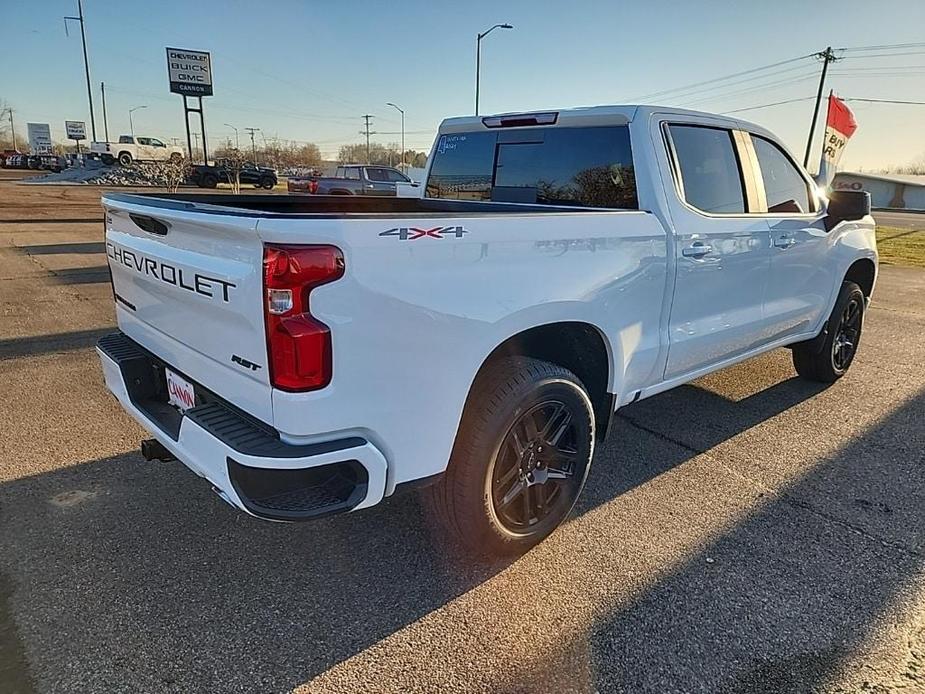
<box><xmin>386</xmin><ymin>102</ymin><xmax>405</xmax><ymax>171</ymax></box>
<box><xmin>128</xmin><ymin>105</ymin><xmax>147</xmax><ymax>138</ymax></box>
<box><xmin>475</xmin><ymin>23</ymin><xmax>513</xmax><ymax>115</ymax></box>
<box><xmin>224</xmin><ymin>123</ymin><xmax>239</xmax><ymax>149</ymax></box>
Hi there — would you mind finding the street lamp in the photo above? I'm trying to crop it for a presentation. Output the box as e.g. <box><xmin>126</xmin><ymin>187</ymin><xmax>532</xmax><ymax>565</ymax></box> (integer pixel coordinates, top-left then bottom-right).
<box><xmin>128</xmin><ymin>105</ymin><xmax>147</xmax><ymax>138</ymax></box>
<box><xmin>475</xmin><ymin>23</ymin><xmax>513</xmax><ymax>115</ymax></box>
<box><xmin>386</xmin><ymin>102</ymin><xmax>405</xmax><ymax>171</ymax></box>
<box><xmin>224</xmin><ymin>123</ymin><xmax>239</xmax><ymax>149</ymax></box>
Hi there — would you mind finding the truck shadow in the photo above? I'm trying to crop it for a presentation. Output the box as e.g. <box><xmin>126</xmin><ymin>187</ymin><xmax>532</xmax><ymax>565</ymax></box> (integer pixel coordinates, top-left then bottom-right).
<box><xmin>1</xmin><ymin>360</ymin><xmax>920</xmax><ymax>692</ymax></box>
<box><xmin>537</xmin><ymin>385</ymin><xmax>925</xmax><ymax>693</ymax></box>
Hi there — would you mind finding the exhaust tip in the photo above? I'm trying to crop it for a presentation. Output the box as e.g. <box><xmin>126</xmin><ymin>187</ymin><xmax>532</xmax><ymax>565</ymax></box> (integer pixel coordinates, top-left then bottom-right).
<box><xmin>140</xmin><ymin>438</ymin><xmax>176</xmax><ymax>462</ymax></box>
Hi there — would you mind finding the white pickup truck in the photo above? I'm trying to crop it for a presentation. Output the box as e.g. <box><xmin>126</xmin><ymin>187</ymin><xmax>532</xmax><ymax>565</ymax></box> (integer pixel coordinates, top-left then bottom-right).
<box><xmin>97</xmin><ymin>105</ymin><xmax>876</xmax><ymax>556</ymax></box>
<box><xmin>91</xmin><ymin>135</ymin><xmax>185</xmax><ymax>166</ymax></box>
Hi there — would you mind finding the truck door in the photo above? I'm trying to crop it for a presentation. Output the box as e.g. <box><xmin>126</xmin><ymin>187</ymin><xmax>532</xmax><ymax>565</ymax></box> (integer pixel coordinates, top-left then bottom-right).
<box><xmin>661</xmin><ymin>122</ymin><xmax>773</xmax><ymax>379</ymax></box>
<box><xmin>745</xmin><ymin>133</ymin><xmax>835</xmax><ymax>342</ymax></box>
<box><xmin>362</xmin><ymin>167</ymin><xmax>397</xmax><ymax>195</ymax></box>
<box><xmin>135</xmin><ymin>137</ymin><xmax>155</xmax><ymax>161</ymax></box>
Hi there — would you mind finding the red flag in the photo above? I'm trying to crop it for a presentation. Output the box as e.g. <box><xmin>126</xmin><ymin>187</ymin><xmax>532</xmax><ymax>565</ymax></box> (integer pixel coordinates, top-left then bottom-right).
<box><xmin>818</xmin><ymin>92</ymin><xmax>857</xmax><ymax>184</ymax></box>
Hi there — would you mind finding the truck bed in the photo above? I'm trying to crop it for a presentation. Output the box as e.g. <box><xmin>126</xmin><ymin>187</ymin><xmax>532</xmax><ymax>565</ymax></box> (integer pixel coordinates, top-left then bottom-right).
<box><xmin>103</xmin><ymin>192</ymin><xmax>635</xmax><ymax>218</ymax></box>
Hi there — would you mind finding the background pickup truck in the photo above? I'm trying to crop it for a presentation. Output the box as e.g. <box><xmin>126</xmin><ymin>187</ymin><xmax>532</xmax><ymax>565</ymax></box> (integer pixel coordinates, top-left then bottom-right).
<box><xmin>287</xmin><ymin>164</ymin><xmax>411</xmax><ymax>195</ymax></box>
<box><xmin>91</xmin><ymin>135</ymin><xmax>185</xmax><ymax>166</ymax></box>
<box><xmin>188</xmin><ymin>161</ymin><xmax>278</xmax><ymax>189</ymax></box>
<box><xmin>97</xmin><ymin>104</ymin><xmax>876</xmax><ymax>557</ymax></box>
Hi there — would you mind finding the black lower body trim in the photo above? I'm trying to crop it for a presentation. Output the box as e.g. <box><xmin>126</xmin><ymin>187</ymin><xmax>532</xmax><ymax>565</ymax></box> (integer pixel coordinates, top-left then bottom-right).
<box><xmin>228</xmin><ymin>457</ymin><xmax>368</xmax><ymax>521</ymax></box>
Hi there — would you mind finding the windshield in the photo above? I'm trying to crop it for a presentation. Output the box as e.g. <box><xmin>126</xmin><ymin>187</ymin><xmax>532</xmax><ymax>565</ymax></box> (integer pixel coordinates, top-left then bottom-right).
<box><xmin>425</xmin><ymin>125</ymin><xmax>638</xmax><ymax>208</ymax></box>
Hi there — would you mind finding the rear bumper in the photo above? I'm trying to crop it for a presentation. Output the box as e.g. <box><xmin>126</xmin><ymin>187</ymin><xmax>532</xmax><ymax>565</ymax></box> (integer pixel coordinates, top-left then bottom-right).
<box><xmin>96</xmin><ymin>332</ymin><xmax>388</xmax><ymax>521</ymax></box>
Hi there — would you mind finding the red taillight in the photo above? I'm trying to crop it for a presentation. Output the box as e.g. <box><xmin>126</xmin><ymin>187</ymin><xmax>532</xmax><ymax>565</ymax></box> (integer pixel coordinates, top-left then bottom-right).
<box><xmin>263</xmin><ymin>244</ymin><xmax>344</xmax><ymax>391</ymax></box>
<box><xmin>309</xmin><ymin>179</ymin><xmax>319</xmax><ymax>194</ymax></box>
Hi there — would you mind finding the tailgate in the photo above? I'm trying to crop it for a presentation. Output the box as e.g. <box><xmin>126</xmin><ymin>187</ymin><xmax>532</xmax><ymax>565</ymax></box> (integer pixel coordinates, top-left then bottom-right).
<box><xmin>103</xmin><ymin>195</ymin><xmax>272</xmax><ymax>421</ymax></box>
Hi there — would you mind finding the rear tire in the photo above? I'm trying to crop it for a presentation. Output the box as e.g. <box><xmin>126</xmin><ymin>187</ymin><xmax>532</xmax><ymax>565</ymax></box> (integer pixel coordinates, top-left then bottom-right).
<box><xmin>117</xmin><ymin>152</ymin><xmax>133</xmax><ymax>167</ymax></box>
<box><xmin>427</xmin><ymin>357</ymin><xmax>595</xmax><ymax>557</ymax></box>
<box><xmin>259</xmin><ymin>176</ymin><xmax>275</xmax><ymax>190</ymax></box>
<box><xmin>201</xmin><ymin>173</ymin><xmax>218</xmax><ymax>189</ymax></box>
<box><xmin>793</xmin><ymin>281</ymin><xmax>865</xmax><ymax>382</ymax></box>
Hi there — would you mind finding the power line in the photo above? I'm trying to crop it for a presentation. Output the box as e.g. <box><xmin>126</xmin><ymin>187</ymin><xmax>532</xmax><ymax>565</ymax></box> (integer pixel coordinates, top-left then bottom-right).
<box><xmin>676</xmin><ymin>71</ymin><xmax>819</xmax><ymax>108</ymax></box>
<box><xmin>838</xmin><ymin>42</ymin><xmax>925</xmax><ymax>52</ymax></box>
<box><xmin>723</xmin><ymin>97</ymin><xmax>816</xmax><ymax>114</ymax></box>
<box><xmin>666</xmin><ymin>62</ymin><xmax>820</xmax><ymax>104</ymax></box>
<box><xmin>847</xmin><ymin>98</ymin><xmax>925</xmax><ymax>105</ymax></box>
<box><xmin>630</xmin><ymin>53</ymin><xmax>815</xmax><ymax>102</ymax></box>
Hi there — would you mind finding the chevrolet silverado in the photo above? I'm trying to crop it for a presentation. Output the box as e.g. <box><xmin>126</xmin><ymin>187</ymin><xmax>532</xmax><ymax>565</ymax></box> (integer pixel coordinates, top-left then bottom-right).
<box><xmin>96</xmin><ymin>105</ymin><xmax>876</xmax><ymax>556</ymax></box>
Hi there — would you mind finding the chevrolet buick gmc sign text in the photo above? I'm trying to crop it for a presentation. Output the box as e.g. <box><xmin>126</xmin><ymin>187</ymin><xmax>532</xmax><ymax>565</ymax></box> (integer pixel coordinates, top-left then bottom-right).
<box><xmin>166</xmin><ymin>48</ymin><xmax>213</xmax><ymax>96</ymax></box>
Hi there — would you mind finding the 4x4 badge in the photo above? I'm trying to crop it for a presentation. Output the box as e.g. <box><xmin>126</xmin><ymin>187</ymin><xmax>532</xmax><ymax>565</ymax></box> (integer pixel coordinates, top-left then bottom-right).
<box><xmin>379</xmin><ymin>226</ymin><xmax>468</xmax><ymax>241</ymax></box>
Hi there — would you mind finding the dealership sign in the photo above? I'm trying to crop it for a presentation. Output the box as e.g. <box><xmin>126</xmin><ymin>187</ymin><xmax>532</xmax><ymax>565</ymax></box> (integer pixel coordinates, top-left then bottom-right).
<box><xmin>65</xmin><ymin>120</ymin><xmax>87</xmax><ymax>141</ymax></box>
<box><xmin>27</xmin><ymin>123</ymin><xmax>53</xmax><ymax>154</ymax></box>
<box><xmin>166</xmin><ymin>47</ymin><xmax>213</xmax><ymax>96</ymax></box>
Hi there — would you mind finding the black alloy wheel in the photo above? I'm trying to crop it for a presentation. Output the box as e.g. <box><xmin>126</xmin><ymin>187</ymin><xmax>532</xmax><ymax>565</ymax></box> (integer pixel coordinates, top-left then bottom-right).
<box><xmin>490</xmin><ymin>400</ymin><xmax>588</xmax><ymax>533</ymax></box>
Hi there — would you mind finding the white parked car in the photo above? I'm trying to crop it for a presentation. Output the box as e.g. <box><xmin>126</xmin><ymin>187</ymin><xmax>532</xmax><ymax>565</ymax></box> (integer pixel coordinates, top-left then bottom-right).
<box><xmin>96</xmin><ymin>104</ymin><xmax>877</xmax><ymax>556</ymax></box>
<box><xmin>91</xmin><ymin>135</ymin><xmax>185</xmax><ymax>166</ymax></box>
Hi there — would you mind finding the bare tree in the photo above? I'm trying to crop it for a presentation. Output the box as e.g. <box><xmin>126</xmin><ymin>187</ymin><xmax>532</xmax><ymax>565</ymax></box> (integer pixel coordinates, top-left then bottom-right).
<box><xmin>149</xmin><ymin>156</ymin><xmax>192</xmax><ymax>193</ymax></box>
<box><xmin>221</xmin><ymin>148</ymin><xmax>248</xmax><ymax>194</ymax></box>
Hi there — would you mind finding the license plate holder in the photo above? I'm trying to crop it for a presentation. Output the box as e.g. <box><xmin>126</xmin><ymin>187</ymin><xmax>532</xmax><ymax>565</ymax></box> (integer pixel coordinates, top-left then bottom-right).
<box><xmin>165</xmin><ymin>368</ymin><xmax>196</xmax><ymax>412</ymax></box>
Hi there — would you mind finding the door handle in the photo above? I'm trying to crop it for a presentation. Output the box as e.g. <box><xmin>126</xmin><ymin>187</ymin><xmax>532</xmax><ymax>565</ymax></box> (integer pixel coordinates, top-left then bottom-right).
<box><xmin>681</xmin><ymin>242</ymin><xmax>713</xmax><ymax>258</ymax></box>
<box><xmin>773</xmin><ymin>235</ymin><xmax>796</xmax><ymax>249</ymax></box>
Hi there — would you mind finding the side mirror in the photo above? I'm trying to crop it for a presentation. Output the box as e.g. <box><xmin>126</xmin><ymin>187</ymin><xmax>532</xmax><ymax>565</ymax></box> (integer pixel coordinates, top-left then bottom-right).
<box><xmin>825</xmin><ymin>190</ymin><xmax>870</xmax><ymax>231</ymax></box>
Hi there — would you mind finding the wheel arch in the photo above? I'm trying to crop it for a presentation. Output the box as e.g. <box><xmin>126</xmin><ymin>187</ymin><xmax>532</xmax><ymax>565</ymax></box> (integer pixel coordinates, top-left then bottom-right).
<box><xmin>844</xmin><ymin>257</ymin><xmax>876</xmax><ymax>298</ymax></box>
<box><xmin>468</xmin><ymin>321</ymin><xmax>617</xmax><ymax>439</ymax></box>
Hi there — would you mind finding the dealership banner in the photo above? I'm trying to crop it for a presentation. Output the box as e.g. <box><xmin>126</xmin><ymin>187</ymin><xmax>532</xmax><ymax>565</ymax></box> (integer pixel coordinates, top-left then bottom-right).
<box><xmin>818</xmin><ymin>92</ymin><xmax>857</xmax><ymax>186</ymax></box>
<box><xmin>27</xmin><ymin>123</ymin><xmax>53</xmax><ymax>154</ymax></box>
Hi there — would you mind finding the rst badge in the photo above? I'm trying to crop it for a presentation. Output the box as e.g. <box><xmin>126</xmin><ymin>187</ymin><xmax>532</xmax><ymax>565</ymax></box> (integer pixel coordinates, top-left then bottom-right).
<box><xmin>379</xmin><ymin>226</ymin><xmax>469</xmax><ymax>241</ymax></box>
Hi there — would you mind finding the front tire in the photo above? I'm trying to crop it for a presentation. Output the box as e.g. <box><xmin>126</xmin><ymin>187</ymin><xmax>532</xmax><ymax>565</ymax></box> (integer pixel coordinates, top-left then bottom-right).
<box><xmin>793</xmin><ymin>280</ymin><xmax>865</xmax><ymax>382</ymax></box>
<box><xmin>428</xmin><ymin>357</ymin><xmax>595</xmax><ymax>557</ymax></box>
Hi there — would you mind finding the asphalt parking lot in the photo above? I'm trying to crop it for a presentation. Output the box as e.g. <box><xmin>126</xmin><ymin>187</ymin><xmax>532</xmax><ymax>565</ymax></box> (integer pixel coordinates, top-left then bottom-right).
<box><xmin>1</xmin><ymin>170</ymin><xmax>923</xmax><ymax>693</ymax></box>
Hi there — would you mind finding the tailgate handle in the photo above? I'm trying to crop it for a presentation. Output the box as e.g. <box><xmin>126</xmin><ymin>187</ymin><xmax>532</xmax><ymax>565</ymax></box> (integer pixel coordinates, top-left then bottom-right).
<box><xmin>129</xmin><ymin>214</ymin><xmax>169</xmax><ymax>236</ymax></box>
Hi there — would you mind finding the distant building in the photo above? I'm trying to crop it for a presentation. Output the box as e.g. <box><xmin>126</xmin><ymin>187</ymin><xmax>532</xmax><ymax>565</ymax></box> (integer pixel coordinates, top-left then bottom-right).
<box><xmin>832</xmin><ymin>171</ymin><xmax>925</xmax><ymax>210</ymax></box>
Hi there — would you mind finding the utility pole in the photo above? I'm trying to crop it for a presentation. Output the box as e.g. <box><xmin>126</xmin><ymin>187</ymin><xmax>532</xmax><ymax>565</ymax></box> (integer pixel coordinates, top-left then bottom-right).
<box><xmin>803</xmin><ymin>46</ymin><xmax>839</xmax><ymax>169</ymax></box>
<box><xmin>244</xmin><ymin>127</ymin><xmax>259</xmax><ymax>164</ymax></box>
<box><xmin>100</xmin><ymin>82</ymin><xmax>109</xmax><ymax>142</ymax></box>
<box><xmin>64</xmin><ymin>0</ymin><xmax>97</xmax><ymax>141</ymax></box>
<box><xmin>360</xmin><ymin>115</ymin><xmax>374</xmax><ymax>164</ymax></box>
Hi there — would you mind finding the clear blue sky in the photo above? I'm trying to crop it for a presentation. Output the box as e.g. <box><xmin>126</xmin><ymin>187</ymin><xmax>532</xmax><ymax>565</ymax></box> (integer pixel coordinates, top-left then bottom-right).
<box><xmin>2</xmin><ymin>0</ymin><xmax>924</xmax><ymax>168</ymax></box>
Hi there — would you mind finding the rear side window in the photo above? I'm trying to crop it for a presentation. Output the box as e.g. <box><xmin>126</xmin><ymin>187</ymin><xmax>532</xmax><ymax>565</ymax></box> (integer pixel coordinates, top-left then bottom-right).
<box><xmin>750</xmin><ymin>135</ymin><xmax>813</xmax><ymax>213</ymax></box>
<box><xmin>668</xmin><ymin>125</ymin><xmax>746</xmax><ymax>214</ymax></box>
<box><xmin>425</xmin><ymin>126</ymin><xmax>637</xmax><ymax>209</ymax></box>
<box><xmin>343</xmin><ymin>168</ymin><xmax>360</xmax><ymax>180</ymax></box>
<box><xmin>366</xmin><ymin>168</ymin><xmax>389</xmax><ymax>182</ymax></box>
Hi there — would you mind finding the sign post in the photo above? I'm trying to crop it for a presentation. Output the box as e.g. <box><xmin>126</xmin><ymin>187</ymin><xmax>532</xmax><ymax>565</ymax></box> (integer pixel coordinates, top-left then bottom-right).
<box><xmin>165</xmin><ymin>47</ymin><xmax>213</xmax><ymax>164</ymax></box>
<box><xmin>65</xmin><ymin>120</ymin><xmax>87</xmax><ymax>155</ymax></box>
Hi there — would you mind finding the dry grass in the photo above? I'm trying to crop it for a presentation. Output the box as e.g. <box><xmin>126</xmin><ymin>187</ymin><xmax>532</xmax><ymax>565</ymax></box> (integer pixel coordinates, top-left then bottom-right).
<box><xmin>876</xmin><ymin>226</ymin><xmax>925</xmax><ymax>268</ymax></box>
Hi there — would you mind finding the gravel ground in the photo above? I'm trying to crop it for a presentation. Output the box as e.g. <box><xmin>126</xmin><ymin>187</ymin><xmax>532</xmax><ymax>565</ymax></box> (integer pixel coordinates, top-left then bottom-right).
<box><xmin>0</xmin><ymin>173</ymin><xmax>922</xmax><ymax>693</ymax></box>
